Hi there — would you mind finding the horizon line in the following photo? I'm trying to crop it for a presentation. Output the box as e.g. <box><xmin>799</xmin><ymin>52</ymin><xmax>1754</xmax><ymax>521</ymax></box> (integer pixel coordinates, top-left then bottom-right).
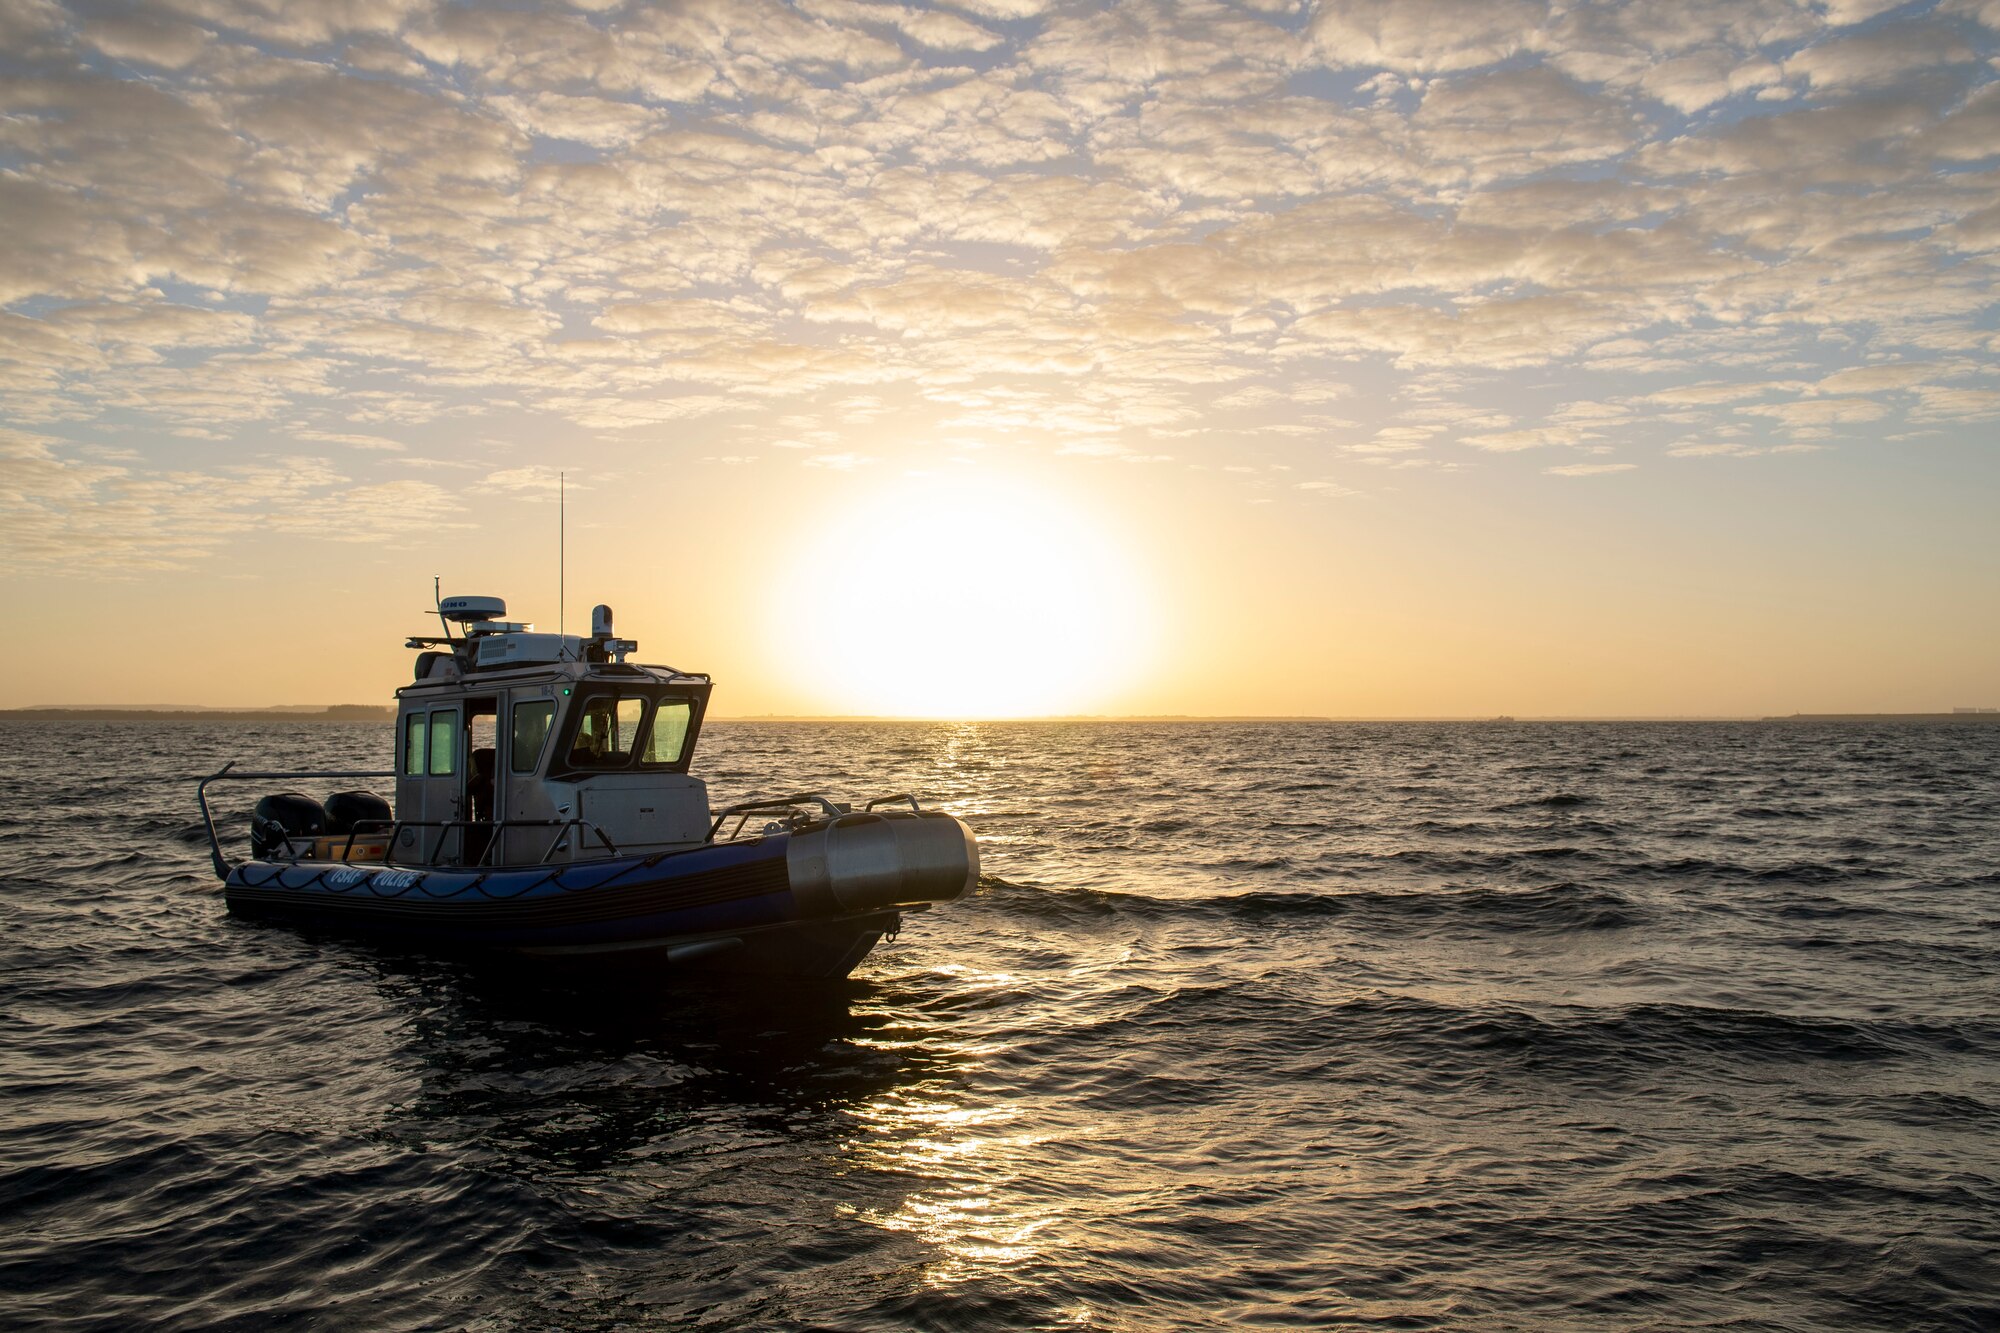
<box><xmin>5</xmin><ymin>706</ymin><xmax>1998</xmax><ymax>724</ymax></box>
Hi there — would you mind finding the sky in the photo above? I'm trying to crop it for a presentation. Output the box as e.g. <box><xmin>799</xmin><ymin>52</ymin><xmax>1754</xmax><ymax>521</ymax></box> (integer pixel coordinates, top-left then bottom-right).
<box><xmin>2</xmin><ymin>0</ymin><xmax>1997</xmax><ymax>717</ymax></box>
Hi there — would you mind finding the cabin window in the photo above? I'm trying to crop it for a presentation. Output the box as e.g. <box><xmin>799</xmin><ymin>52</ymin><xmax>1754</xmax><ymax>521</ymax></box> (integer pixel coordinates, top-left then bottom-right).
<box><xmin>643</xmin><ymin>700</ymin><xmax>693</xmax><ymax>766</ymax></box>
<box><xmin>567</xmin><ymin>696</ymin><xmax>644</xmax><ymax>767</ymax></box>
<box><xmin>428</xmin><ymin>710</ymin><xmax>459</xmax><ymax>776</ymax></box>
<box><xmin>553</xmin><ymin>691</ymin><xmax>700</xmax><ymax>773</ymax></box>
<box><xmin>613</xmin><ymin>697</ymin><xmax>643</xmax><ymax>751</ymax></box>
<box><xmin>511</xmin><ymin>701</ymin><xmax>556</xmax><ymax>773</ymax></box>
<box><xmin>403</xmin><ymin>713</ymin><xmax>426</xmax><ymax>776</ymax></box>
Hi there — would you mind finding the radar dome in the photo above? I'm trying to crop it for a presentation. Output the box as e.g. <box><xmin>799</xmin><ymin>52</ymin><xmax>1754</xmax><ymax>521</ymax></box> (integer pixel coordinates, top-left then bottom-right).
<box><xmin>439</xmin><ymin>595</ymin><xmax>506</xmax><ymax>624</ymax></box>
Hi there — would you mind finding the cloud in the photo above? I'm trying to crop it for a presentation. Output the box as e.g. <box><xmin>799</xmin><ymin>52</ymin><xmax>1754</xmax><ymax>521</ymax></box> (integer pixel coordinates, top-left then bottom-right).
<box><xmin>1545</xmin><ymin>462</ymin><xmax>1636</xmax><ymax>476</ymax></box>
<box><xmin>1909</xmin><ymin>385</ymin><xmax>2000</xmax><ymax>421</ymax></box>
<box><xmin>0</xmin><ymin>440</ymin><xmax>466</xmax><ymax>574</ymax></box>
<box><xmin>1647</xmin><ymin>380</ymin><xmax>1801</xmax><ymax>405</ymax></box>
<box><xmin>1813</xmin><ymin>362</ymin><xmax>1946</xmax><ymax>394</ymax></box>
<box><xmin>474</xmin><ymin>466</ymin><xmax>568</xmax><ymax>496</ymax></box>
<box><xmin>1545</xmin><ymin>1</ymin><xmax>1813</xmax><ymax>111</ymax></box>
<box><xmin>1293</xmin><ymin>296</ymin><xmax>1645</xmax><ymax>369</ymax></box>
<box><xmin>80</xmin><ymin>12</ymin><xmax>214</xmax><ymax>68</ymax></box>
<box><xmin>1411</xmin><ymin>66</ymin><xmax>1638</xmax><ymax>180</ymax></box>
<box><xmin>1344</xmin><ymin>425</ymin><xmax>1436</xmax><ymax>454</ymax></box>
<box><xmin>1740</xmin><ymin>396</ymin><xmax>1891</xmax><ymax>428</ymax></box>
<box><xmin>796</xmin><ymin>0</ymin><xmax>1004</xmax><ymax>53</ymax></box>
<box><xmin>487</xmin><ymin>93</ymin><xmax>664</xmax><ymax>149</ymax></box>
<box><xmin>1783</xmin><ymin>19</ymin><xmax>1980</xmax><ymax>93</ymax></box>
<box><xmin>151</xmin><ymin>0</ymin><xmax>436</xmax><ymax>46</ymax></box>
<box><xmin>295</xmin><ymin>431</ymin><xmax>407</xmax><ymax>451</ymax></box>
<box><xmin>1667</xmin><ymin>440</ymin><xmax>1823</xmax><ymax>457</ymax></box>
<box><xmin>0</xmin><ymin>0</ymin><xmax>1994</xmax><ymax>545</ymax></box>
<box><xmin>1460</xmin><ymin>425</ymin><xmax>1599</xmax><ymax>452</ymax></box>
<box><xmin>1309</xmin><ymin>0</ymin><xmax>1550</xmax><ymax>75</ymax></box>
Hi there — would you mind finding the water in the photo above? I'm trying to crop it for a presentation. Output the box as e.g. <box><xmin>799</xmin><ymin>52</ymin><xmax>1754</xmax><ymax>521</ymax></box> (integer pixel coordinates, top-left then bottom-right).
<box><xmin>2</xmin><ymin>720</ymin><xmax>1996</xmax><ymax>1331</ymax></box>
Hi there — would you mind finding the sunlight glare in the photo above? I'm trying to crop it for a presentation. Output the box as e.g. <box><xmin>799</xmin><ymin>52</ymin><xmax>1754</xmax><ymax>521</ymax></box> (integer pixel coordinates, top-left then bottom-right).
<box><xmin>784</xmin><ymin>473</ymin><xmax>1157</xmax><ymax>717</ymax></box>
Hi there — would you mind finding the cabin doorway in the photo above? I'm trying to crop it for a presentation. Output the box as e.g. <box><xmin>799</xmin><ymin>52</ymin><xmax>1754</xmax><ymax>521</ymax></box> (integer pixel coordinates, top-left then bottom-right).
<box><xmin>464</xmin><ymin>699</ymin><xmax>498</xmax><ymax>865</ymax></box>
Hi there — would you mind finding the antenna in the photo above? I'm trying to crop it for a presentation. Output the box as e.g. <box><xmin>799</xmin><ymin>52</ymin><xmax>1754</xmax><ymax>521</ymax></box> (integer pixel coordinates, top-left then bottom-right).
<box><xmin>558</xmin><ymin>470</ymin><xmax>565</xmax><ymax>643</ymax></box>
<box><xmin>433</xmin><ymin>574</ymin><xmax>453</xmax><ymax>641</ymax></box>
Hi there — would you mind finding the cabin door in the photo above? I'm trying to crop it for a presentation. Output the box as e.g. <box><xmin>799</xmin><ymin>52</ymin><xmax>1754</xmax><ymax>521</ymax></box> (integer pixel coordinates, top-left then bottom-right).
<box><xmin>402</xmin><ymin>705</ymin><xmax>464</xmax><ymax>864</ymax></box>
<box><xmin>501</xmin><ymin>696</ymin><xmax>560</xmax><ymax>865</ymax></box>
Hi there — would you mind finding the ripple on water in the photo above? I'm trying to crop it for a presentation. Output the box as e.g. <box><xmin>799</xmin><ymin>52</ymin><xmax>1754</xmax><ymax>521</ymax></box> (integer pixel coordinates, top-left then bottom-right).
<box><xmin>0</xmin><ymin>719</ymin><xmax>1997</xmax><ymax>1331</ymax></box>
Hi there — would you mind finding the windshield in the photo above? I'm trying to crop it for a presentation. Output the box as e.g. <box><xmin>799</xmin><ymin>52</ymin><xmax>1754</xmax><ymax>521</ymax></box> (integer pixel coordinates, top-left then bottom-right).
<box><xmin>567</xmin><ymin>696</ymin><xmax>644</xmax><ymax>767</ymax></box>
<box><xmin>561</xmin><ymin>693</ymin><xmax>697</xmax><ymax>770</ymax></box>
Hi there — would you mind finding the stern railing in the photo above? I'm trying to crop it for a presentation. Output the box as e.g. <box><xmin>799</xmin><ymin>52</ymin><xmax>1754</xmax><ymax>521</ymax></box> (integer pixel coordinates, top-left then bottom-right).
<box><xmin>197</xmin><ymin>763</ymin><xmax>395</xmax><ymax>881</ymax></box>
<box><xmin>197</xmin><ymin>764</ymin><xmax>619</xmax><ymax>880</ymax></box>
<box><xmin>708</xmin><ymin>792</ymin><xmax>924</xmax><ymax>841</ymax></box>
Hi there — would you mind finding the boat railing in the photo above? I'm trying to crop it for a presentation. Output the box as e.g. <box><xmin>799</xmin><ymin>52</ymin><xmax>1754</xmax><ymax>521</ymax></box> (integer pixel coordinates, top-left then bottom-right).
<box><xmin>196</xmin><ymin>763</ymin><xmax>619</xmax><ymax>878</ymax></box>
<box><xmin>708</xmin><ymin>791</ymin><xmax>924</xmax><ymax>841</ymax></box>
<box><xmin>197</xmin><ymin>763</ymin><xmax>395</xmax><ymax>881</ymax></box>
<box><xmin>360</xmin><ymin>817</ymin><xmax>620</xmax><ymax>869</ymax></box>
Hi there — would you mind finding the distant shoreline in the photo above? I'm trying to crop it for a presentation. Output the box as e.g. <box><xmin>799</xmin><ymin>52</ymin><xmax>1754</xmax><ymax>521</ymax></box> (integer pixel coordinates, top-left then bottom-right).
<box><xmin>0</xmin><ymin>707</ymin><xmax>394</xmax><ymax>723</ymax></box>
<box><xmin>1759</xmin><ymin>712</ymin><xmax>2000</xmax><ymax>724</ymax></box>
<box><xmin>4</xmin><ymin>708</ymin><xmax>1996</xmax><ymax>725</ymax></box>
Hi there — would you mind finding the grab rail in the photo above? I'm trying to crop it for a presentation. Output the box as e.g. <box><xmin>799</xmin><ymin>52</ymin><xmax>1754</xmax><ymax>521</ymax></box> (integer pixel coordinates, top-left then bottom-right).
<box><xmin>201</xmin><ymin>766</ymin><xmax>932</xmax><ymax>878</ymax></box>
<box><xmin>372</xmin><ymin>817</ymin><xmax>619</xmax><ymax>867</ymax></box>
<box><xmin>195</xmin><ymin>764</ymin><xmax>618</xmax><ymax>879</ymax></box>
<box><xmin>708</xmin><ymin>793</ymin><xmax>846</xmax><ymax>841</ymax></box>
<box><xmin>708</xmin><ymin>791</ymin><xmax>925</xmax><ymax>841</ymax></box>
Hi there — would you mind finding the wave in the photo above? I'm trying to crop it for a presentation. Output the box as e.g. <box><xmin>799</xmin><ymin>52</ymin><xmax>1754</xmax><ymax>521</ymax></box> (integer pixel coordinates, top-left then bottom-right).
<box><xmin>1751</xmin><ymin>861</ymin><xmax>1890</xmax><ymax>885</ymax></box>
<box><xmin>1852</xmin><ymin>1089</ymin><xmax>2000</xmax><ymax>1130</ymax></box>
<box><xmin>1083</xmin><ymin>988</ymin><xmax>1996</xmax><ymax>1073</ymax></box>
<box><xmin>973</xmin><ymin>876</ymin><xmax>1646</xmax><ymax>934</ymax></box>
<box><xmin>3</xmin><ymin>718</ymin><xmax>1997</xmax><ymax>1333</ymax></box>
<box><xmin>1495</xmin><ymin>792</ymin><xmax>1597</xmax><ymax>810</ymax></box>
<box><xmin>1772</xmin><ymin>895</ymin><xmax>1893</xmax><ymax>921</ymax></box>
<box><xmin>1295</xmin><ymin>846</ymin><xmax>1611</xmax><ymax>881</ymax></box>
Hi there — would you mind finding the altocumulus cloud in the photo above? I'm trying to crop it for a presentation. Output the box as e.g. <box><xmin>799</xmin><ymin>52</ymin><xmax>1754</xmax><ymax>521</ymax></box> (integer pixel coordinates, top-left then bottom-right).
<box><xmin>3</xmin><ymin>0</ymin><xmax>1999</xmax><ymax>570</ymax></box>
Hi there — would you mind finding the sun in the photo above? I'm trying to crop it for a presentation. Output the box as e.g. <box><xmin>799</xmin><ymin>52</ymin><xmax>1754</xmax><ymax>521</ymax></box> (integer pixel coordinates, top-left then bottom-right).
<box><xmin>781</xmin><ymin>471</ymin><xmax>1158</xmax><ymax>718</ymax></box>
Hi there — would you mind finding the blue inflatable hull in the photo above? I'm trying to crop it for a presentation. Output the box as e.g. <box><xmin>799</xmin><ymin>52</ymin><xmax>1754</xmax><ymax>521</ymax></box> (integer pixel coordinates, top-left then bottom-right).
<box><xmin>223</xmin><ymin>834</ymin><xmax>902</xmax><ymax>979</ymax></box>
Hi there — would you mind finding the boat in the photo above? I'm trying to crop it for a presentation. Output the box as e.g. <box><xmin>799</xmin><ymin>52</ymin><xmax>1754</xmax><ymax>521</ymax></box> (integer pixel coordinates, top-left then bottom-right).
<box><xmin>196</xmin><ymin>595</ymin><xmax>977</xmax><ymax>978</ymax></box>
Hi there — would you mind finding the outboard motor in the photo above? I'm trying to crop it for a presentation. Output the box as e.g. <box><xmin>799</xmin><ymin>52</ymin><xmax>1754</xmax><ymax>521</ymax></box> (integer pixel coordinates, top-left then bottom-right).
<box><xmin>325</xmin><ymin>791</ymin><xmax>393</xmax><ymax>836</ymax></box>
<box><xmin>252</xmin><ymin>792</ymin><xmax>327</xmax><ymax>860</ymax></box>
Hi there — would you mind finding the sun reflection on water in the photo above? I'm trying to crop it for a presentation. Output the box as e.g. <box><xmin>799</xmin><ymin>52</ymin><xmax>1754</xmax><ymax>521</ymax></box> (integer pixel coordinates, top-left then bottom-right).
<box><xmin>843</xmin><ymin>1089</ymin><xmax>1063</xmax><ymax>1289</ymax></box>
<box><xmin>839</xmin><ymin>952</ymin><xmax>1077</xmax><ymax>1291</ymax></box>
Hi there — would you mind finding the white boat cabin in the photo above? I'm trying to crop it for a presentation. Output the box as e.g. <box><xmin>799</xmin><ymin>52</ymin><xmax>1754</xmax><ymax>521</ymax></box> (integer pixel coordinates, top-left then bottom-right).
<box><xmin>395</xmin><ymin>596</ymin><xmax>713</xmax><ymax>867</ymax></box>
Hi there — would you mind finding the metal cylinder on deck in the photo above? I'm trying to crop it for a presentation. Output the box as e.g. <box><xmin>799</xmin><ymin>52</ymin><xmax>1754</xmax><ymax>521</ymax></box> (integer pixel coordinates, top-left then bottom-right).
<box><xmin>786</xmin><ymin>811</ymin><xmax>979</xmax><ymax>915</ymax></box>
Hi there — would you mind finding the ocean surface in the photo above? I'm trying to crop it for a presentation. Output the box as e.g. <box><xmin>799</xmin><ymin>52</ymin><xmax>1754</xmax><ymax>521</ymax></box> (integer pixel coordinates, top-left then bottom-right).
<box><xmin>1</xmin><ymin>720</ymin><xmax>1996</xmax><ymax>1331</ymax></box>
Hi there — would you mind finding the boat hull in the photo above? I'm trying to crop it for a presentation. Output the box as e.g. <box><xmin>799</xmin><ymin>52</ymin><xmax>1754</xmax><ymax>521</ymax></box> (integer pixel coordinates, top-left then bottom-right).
<box><xmin>223</xmin><ymin>814</ymin><xmax>975</xmax><ymax>980</ymax></box>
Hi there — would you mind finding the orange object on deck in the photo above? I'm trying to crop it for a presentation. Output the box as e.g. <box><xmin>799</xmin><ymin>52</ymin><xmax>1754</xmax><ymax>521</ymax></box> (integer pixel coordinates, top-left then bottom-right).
<box><xmin>309</xmin><ymin>836</ymin><xmax>387</xmax><ymax>862</ymax></box>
